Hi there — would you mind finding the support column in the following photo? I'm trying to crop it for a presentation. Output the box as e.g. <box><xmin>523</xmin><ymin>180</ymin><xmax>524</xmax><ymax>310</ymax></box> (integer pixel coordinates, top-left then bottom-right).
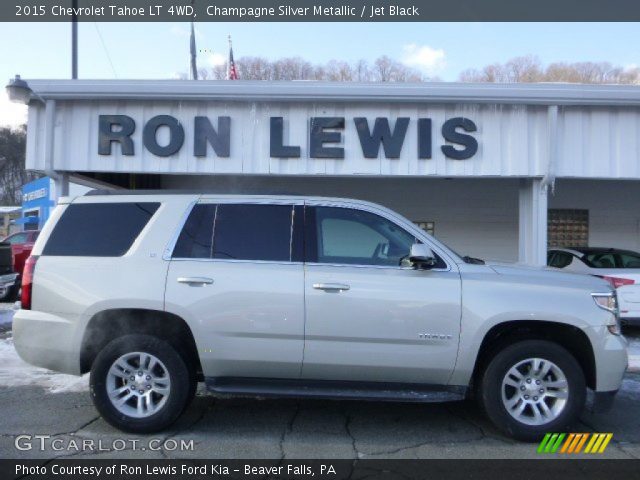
<box><xmin>53</xmin><ymin>173</ymin><xmax>70</xmax><ymax>199</ymax></box>
<box><xmin>519</xmin><ymin>178</ymin><xmax>548</xmax><ymax>266</ymax></box>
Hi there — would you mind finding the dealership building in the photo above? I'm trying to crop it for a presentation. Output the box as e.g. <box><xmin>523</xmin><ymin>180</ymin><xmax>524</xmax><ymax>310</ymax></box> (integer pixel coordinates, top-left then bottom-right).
<box><xmin>9</xmin><ymin>79</ymin><xmax>640</xmax><ymax>265</ymax></box>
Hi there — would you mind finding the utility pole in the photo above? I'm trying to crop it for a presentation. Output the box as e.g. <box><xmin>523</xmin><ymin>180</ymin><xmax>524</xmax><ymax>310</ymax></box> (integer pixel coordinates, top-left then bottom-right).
<box><xmin>71</xmin><ymin>0</ymin><xmax>78</xmax><ymax>79</ymax></box>
<box><xmin>190</xmin><ymin>0</ymin><xmax>198</xmax><ymax>80</ymax></box>
<box><xmin>190</xmin><ymin>22</ymin><xmax>198</xmax><ymax>80</ymax></box>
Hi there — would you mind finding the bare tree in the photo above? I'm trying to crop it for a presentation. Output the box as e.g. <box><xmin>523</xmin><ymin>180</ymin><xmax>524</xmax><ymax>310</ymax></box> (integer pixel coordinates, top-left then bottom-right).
<box><xmin>460</xmin><ymin>55</ymin><xmax>640</xmax><ymax>84</ymax></box>
<box><xmin>0</xmin><ymin>126</ymin><xmax>39</xmax><ymax>205</ymax></box>
<box><xmin>194</xmin><ymin>55</ymin><xmax>426</xmax><ymax>83</ymax></box>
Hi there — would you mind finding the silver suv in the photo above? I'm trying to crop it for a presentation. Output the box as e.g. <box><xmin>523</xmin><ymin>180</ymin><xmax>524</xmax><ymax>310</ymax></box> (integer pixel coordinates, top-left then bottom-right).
<box><xmin>13</xmin><ymin>192</ymin><xmax>627</xmax><ymax>440</ymax></box>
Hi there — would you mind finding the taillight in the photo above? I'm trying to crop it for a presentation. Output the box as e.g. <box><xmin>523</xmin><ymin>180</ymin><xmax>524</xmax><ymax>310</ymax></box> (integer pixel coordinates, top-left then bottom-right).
<box><xmin>21</xmin><ymin>255</ymin><xmax>38</xmax><ymax>310</ymax></box>
<box><xmin>597</xmin><ymin>275</ymin><xmax>635</xmax><ymax>289</ymax></box>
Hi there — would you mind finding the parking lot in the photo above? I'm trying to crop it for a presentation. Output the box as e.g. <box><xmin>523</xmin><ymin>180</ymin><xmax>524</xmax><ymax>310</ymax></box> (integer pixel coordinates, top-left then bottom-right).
<box><xmin>1</xmin><ymin>305</ymin><xmax>639</xmax><ymax>461</ymax></box>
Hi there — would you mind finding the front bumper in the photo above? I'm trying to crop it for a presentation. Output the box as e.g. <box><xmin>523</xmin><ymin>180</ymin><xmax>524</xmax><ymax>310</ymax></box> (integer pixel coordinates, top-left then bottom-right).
<box><xmin>12</xmin><ymin>309</ymin><xmax>81</xmax><ymax>375</ymax></box>
<box><xmin>585</xmin><ymin>325</ymin><xmax>628</xmax><ymax>392</ymax></box>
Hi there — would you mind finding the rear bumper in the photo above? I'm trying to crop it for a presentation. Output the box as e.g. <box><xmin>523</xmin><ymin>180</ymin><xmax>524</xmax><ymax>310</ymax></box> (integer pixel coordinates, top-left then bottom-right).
<box><xmin>12</xmin><ymin>309</ymin><xmax>81</xmax><ymax>375</ymax></box>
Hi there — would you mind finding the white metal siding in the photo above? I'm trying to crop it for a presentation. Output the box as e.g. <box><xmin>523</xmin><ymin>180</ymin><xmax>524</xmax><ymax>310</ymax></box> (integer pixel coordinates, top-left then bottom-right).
<box><xmin>26</xmin><ymin>99</ymin><xmax>640</xmax><ymax>180</ymax></box>
<box><xmin>27</xmin><ymin>100</ymin><xmax>548</xmax><ymax>177</ymax></box>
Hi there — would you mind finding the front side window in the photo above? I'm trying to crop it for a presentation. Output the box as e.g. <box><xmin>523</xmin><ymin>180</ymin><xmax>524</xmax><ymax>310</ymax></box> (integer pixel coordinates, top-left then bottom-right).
<box><xmin>584</xmin><ymin>252</ymin><xmax>616</xmax><ymax>269</ymax></box>
<box><xmin>308</xmin><ymin>206</ymin><xmax>418</xmax><ymax>267</ymax></box>
<box><xmin>173</xmin><ymin>203</ymin><xmax>296</xmax><ymax>262</ymax></box>
<box><xmin>5</xmin><ymin>233</ymin><xmax>28</xmax><ymax>244</ymax></box>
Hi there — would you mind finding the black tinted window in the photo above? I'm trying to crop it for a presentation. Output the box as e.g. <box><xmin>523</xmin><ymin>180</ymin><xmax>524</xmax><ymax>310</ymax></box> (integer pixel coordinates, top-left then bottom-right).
<box><xmin>549</xmin><ymin>252</ymin><xmax>573</xmax><ymax>268</ymax></box>
<box><xmin>213</xmin><ymin>204</ymin><xmax>293</xmax><ymax>262</ymax></box>
<box><xmin>172</xmin><ymin>204</ymin><xmax>216</xmax><ymax>259</ymax></box>
<box><xmin>43</xmin><ymin>202</ymin><xmax>159</xmax><ymax>257</ymax></box>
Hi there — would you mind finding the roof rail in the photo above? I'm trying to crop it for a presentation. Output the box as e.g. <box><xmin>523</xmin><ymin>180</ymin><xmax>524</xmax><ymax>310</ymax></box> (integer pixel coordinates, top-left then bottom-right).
<box><xmin>85</xmin><ymin>189</ymin><xmax>303</xmax><ymax>196</ymax></box>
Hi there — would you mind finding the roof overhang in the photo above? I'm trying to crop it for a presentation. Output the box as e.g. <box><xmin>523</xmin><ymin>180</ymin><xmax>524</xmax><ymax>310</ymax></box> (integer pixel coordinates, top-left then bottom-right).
<box><xmin>20</xmin><ymin>79</ymin><xmax>640</xmax><ymax>107</ymax></box>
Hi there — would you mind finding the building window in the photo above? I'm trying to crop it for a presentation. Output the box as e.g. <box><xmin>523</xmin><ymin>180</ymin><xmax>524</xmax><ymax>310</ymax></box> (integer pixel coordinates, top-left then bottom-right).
<box><xmin>23</xmin><ymin>209</ymin><xmax>39</xmax><ymax>231</ymax></box>
<box><xmin>414</xmin><ymin>221</ymin><xmax>435</xmax><ymax>236</ymax></box>
<box><xmin>548</xmin><ymin>209</ymin><xmax>589</xmax><ymax>248</ymax></box>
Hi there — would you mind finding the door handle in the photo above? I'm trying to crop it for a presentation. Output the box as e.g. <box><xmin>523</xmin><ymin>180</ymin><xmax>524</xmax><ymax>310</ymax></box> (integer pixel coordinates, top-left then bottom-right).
<box><xmin>313</xmin><ymin>283</ymin><xmax>350</xmax><ymax>292</ymax></box>
<box><xmin>177</xmin><ymin>277</ymin><xmax>214</xmax><ymax>286</ymax></box>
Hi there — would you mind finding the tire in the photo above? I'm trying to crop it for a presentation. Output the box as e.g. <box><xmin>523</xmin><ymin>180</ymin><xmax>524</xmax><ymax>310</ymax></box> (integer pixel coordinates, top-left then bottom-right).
<box><xmin>90</xmin><ymin>334</ymin><xmax>193</xmax><ymax>433</ymax></box>
<box><xmin>478</xmin><ymin>339</ymin><xmax>586</xmax><ymax>442</ymax></box>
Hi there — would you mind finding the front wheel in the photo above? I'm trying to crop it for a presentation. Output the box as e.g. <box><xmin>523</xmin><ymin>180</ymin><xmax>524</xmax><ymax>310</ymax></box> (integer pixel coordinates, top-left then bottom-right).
<box><xmin>478</xmin><ymin>339</ymin><xmax>586</xmax><ymax>441</ymax></box>
<box><xmin>90</xmin><ymin>334</ymin><xmax>192</xmax><ymax>433</ymax></box>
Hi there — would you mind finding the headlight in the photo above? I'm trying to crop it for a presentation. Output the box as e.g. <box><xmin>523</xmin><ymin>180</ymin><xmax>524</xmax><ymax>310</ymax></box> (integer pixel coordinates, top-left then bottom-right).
<box><xmin>591</xmin><ymin>292</ymin><xmax>621</xmax><ymax>335</ymax></box>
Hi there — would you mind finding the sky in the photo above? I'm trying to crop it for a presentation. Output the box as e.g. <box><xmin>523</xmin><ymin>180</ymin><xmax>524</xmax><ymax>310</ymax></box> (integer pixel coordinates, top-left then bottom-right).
<box><xmin>1</xmin><ymin>22</ymin><xmax>639</xmax><ymax>126</ymax></box>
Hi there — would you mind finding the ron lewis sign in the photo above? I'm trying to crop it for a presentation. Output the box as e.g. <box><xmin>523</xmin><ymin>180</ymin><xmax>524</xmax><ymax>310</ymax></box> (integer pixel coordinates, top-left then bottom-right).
<box><xmin>98</xmin><ymin>115</ymin><xmax>479</xmax><ymax>161</ymax></box>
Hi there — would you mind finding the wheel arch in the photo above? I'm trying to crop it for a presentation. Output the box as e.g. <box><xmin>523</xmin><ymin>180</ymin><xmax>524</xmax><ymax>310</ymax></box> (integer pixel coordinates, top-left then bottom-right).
<box><xmin>79</xmin><ymin>308</ymin><xmax>202</xmax><ymax>380</ymax></box>
<box><xmin>471</xmin><ymin>320</ymin><xmax>596</xmax><ymax>391</ymax></box>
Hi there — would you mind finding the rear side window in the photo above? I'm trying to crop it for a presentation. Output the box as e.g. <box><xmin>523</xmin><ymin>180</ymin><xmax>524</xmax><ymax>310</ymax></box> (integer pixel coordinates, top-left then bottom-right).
<box><xmin>213</xmin><ymin>204</ymin><xmax>293</xmax><ymax>261</ymax></box>
<box><xmin>173</xmin><ymin>203</ymin><xmax>297</xmax><ymax>262</ymax></box>
<box><xmin>42</xmin><ymin>202</ymin><xmax>159</xmax><ymax>257</ymax></box>
<box><xmin>172</xmin><ymin>204</ymin><xmax>216</xmax><ymax>259</ymax></box>
<box><xmin>549</xmin><ymin>251</ymin><xmax>573</xmax><ymax>268</ymax></box>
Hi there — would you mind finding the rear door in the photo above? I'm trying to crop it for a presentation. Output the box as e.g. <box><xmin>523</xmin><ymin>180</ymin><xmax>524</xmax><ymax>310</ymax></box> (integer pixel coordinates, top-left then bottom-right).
<box><xmin>164</xmin><ymin>200</ymin><xmax>305</xmax><ymax>379</ymax></box>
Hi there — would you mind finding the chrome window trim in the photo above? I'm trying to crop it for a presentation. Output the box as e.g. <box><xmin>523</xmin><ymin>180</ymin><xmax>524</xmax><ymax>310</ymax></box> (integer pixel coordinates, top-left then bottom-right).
<box><xmin>169</xmin><ymin>257</ymin><xmax>303</xmax><ymax>266</ymax></box>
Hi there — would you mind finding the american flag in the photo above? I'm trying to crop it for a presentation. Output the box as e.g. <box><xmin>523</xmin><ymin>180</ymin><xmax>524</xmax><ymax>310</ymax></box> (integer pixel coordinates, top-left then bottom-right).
<box><xmin>227</xmin><ymin>35</ymin><xmax>238</xmax><ymax>80</ymax></box>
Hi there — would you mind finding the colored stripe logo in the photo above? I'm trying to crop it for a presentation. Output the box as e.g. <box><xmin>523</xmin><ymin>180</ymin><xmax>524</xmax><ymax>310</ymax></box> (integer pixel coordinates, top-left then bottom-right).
<box><xmin>537</xmin><ymin>433</ymin><xmax>613</xmax><ymax>454</ymax></box>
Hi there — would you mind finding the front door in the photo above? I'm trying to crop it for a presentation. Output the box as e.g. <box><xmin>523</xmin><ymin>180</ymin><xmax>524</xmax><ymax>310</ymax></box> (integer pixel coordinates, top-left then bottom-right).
<box><xmin>164</xmin><ymin>201</ymin><xmax>305</xmax><ymax>379</ymax></box>
<box><xmin>302</xmin><ymin>204</ymin><xmax>462</xmax><ymax>385</ymax></box>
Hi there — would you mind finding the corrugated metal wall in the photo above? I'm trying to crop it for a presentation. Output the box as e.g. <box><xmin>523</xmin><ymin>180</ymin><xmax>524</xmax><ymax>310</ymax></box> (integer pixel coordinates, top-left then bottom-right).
<box><xmin>28</xmin><ymin>100</ymin><xmax>551</xmax><ymax>177</ymax></box>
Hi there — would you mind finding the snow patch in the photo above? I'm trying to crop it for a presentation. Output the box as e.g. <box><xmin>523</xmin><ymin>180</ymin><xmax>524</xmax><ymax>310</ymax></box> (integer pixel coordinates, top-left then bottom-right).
<box><xmin>627</xmin><ymin>336</ymin><xmax>640</xmax><ymax>372</ymax></box>
<box><xmin>0</xmin><ymin>304</ymin><xmax>14</xmax><ymax>326</ymax></box>
<box><xmin>0</xmin><ymin>337</ymin><xmax>88</xmax><ymax>393</ymax></box>
<box><xmin>619</xmin><ymin>377</ymin><xmax>640</xmax><ymax>398</ymax></box>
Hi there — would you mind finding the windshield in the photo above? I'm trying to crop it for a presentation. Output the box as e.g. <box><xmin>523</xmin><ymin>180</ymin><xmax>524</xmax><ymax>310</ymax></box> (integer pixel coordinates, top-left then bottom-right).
<box><xmin>583</xmin><ymin>250</ymin><xmax>640</xmax><ymax>269</ymax></box>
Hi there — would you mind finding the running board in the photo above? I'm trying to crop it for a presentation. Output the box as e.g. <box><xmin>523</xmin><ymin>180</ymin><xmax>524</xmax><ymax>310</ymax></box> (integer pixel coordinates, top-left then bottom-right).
<box><xmin>205</xmin><ymin>377</ymin><xmax>467</xmax><ymax>403</ymax></box>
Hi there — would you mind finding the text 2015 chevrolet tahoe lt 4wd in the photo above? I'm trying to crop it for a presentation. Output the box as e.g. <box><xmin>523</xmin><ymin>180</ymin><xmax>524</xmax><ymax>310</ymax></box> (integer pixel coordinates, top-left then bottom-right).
<box><xmin>13</xmin><ymin>192</ymin><xmax>627</xmax><ymax>440</ymax></box>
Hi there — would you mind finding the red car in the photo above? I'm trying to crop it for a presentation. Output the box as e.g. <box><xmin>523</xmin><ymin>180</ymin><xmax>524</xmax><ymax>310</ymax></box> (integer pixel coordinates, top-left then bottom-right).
<box><xmin>2</xmin><ymin>230</ymin><xmax>40</xmax><ymax>278</ymax></box>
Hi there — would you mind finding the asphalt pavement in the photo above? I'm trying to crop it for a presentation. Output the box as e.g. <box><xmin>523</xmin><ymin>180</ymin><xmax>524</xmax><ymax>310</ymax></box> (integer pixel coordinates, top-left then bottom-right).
<box><xmin>0</xmin><ymin>304</ymin><xmax>639</xmax><ymax>460</ymax></box>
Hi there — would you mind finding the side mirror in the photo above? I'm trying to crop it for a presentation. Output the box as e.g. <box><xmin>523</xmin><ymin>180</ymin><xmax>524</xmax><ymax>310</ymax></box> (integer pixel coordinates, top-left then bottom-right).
<box><xmin>409</xmin><ymin>244</ymin><xmax>437</xmax><ymax>269</ymax></box>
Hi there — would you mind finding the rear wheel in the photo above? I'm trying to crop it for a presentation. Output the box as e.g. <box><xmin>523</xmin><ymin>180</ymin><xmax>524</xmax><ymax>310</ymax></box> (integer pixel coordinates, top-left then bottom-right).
<box><xmin>479</xmin><ymin>340</ymin><xmax>586</xmax><ymax>441</ymax></box>
<box><xmin>90</xmin><ymin>334</ymin><xmax>193</xmax><ymax>433</ymax></box>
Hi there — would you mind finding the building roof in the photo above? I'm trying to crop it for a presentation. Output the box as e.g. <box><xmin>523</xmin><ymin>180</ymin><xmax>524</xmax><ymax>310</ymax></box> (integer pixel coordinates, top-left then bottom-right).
<box><xmin>22</xmin><ymin>79</ymin><xmax>640</xmax><ymax>107</ymax></box>
<box><xmin>0</xmin><ymin>207</ymin><xmax>21</xmax><ymax>214</ymax></box>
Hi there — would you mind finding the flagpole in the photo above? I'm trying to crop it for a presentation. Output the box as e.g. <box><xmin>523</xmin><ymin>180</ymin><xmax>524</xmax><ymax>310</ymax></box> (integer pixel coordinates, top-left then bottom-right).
<box><xmin>227</xmin><ymin>35</ymin><xmax>232</xmax><ymax>80</ymax></box>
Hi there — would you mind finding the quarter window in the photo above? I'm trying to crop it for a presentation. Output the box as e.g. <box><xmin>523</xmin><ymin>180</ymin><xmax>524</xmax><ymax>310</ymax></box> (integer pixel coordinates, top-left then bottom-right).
<box><xmin>43</xmin><ymin>202</ymin><xmax>160</xmax><ymax>257</ymax></box>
